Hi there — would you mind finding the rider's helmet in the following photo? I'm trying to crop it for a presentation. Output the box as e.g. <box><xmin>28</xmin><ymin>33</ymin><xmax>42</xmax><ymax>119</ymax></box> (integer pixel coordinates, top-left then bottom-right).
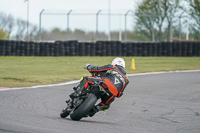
<box><xmin>111</xmin><ymin>57</ymin><xmax>125</xmax><ymax>68</ymax></box>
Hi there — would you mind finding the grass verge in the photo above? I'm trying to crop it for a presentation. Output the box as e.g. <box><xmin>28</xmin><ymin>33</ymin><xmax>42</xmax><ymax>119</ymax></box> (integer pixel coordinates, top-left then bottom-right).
<box><xmin>0</xmin><ymin>56</ymin><xmax>200</xmax><ymax>88</ymax></box>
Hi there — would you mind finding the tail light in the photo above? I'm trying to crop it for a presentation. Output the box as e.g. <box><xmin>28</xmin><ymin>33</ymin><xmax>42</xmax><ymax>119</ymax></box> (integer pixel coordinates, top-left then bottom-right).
<box><xmin>101</xmin><ymin>82</ymin><xmax>108</xmax><ymax>89</ymax></box>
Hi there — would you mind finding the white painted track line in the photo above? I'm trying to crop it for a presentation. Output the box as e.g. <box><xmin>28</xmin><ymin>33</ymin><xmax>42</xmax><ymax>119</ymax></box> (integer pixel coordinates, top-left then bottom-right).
<box><xmin>0</xmin><ymin>70</ymin><xmax>200</xmax><ymax>92</ymax></box>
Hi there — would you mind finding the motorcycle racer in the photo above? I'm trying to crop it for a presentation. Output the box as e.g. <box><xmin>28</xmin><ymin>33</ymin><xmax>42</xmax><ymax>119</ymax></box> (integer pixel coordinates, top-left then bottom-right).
<box><xmin>70</xmin><ymin>57</ymin><xmax>129</xmax><ymax>117</ymax></box>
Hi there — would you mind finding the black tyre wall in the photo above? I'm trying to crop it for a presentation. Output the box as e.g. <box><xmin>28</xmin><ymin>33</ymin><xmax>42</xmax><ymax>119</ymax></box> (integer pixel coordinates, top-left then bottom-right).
<box><xmin>0</xmin><ymin>40</ymin><xmax>200</xmax><ymax>57</ymax></box>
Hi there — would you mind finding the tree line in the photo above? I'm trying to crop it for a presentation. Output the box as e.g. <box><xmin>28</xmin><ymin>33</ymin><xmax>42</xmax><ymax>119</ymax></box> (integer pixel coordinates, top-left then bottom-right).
<box><xmin>134</xmin><ymin>0</ymin><xmax>200</xmax><ymax>41</ymax></box>
<box><xmin>0</xmin><ymin>0</ymin><xmax>200</xmax><ymax>42</ymax></box>
<box><xmin>0</xmin><ymin>12</ymin><xmax>38</xmax><ymax>41</ymax></box>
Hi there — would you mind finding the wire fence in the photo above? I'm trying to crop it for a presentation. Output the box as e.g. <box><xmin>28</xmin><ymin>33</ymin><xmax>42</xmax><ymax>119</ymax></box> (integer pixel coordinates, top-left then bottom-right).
<box><xmin>39</xmin><ymin>9</ymin><xmax>138</xmax><ymax>41</ymax></box>
<box><xmin>38</xmin><ymin>9</ymin><xmax>189</xmax><ymax>42</ymax></box>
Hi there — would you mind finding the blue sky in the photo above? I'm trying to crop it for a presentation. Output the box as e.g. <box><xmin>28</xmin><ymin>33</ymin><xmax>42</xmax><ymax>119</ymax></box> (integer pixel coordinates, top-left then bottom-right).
<box><xmin>0</xmin><ymin>0</ymin><xmax>141</xmax><ymax>32</ymax></box>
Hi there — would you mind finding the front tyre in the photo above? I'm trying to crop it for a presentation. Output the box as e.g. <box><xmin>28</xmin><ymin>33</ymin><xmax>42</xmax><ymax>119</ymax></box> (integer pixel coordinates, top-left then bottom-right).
<box><xmin>70</xmin><ymin>93</ymin><xmax>97</xmax><ymax>121</ymax></box>
<box><xmin>60</xmin><ymin>107</ymin><xmax>70</xmax><ymax>118</ymax></box>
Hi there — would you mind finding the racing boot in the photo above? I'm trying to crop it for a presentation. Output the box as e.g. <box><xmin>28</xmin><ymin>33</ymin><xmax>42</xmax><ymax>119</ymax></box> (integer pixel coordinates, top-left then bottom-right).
<box><xmin>88</xmin><ymin>104</ymin><xmax>109</xmax><ymax>117</ymax></box>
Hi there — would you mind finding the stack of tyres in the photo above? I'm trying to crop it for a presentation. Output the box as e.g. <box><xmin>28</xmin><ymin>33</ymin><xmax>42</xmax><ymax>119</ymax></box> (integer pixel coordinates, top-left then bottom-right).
<box><xmin>54</xmin><ymin>41</ymin><xmax>60</xmax><ymax>56</ymax></box>
<box><xmin>141</xmin><ymin>43</ymin><xmax>147</xmax><ymax>56</ymax></box>
<box><xmin>167</xmin><ymin>42</ymin><xmax>173</xmax><ymax>56</ymax></box>
<box><xmin>191</xmin><ymin>42</ymin><xmax>195</xmax><ymax>56</ymax></box>
<box><xmin>19</xmin><ymin>41</ymin><xmax>25</xmax><ymax>56</ymax></box>
<box><xmin>106</xmin><ymin>41</ymin><xmax>112</xmax><ymax>56</ymax></box>
<box><xmin>5</xmin><ymin>40</ymin><xmax>11</xmax><ymax>56</ymax></box>
<box><xmin>131</xmin><ymin>42</ymin><xmax>137</xmax><ymax>56</ymax></box>
<box><xmin>63</xmin><ymin>41</ymin><xmax>69</xmax><ymax>56</ymax></box>
<box><xmin>187</xmin><ymin>42</ymin><xmax>193</xmax><ymax>56</ymax></box>
<box><xmin>127</xmin><ymin>42</ymin><xmax>133</xmax><ymax>56</ymax></box>
<box><xmin>44</xmin><ymin>43</ymin><xmax>50</xmax><ymax>56</ymax></box>
<box><xmin>75</xmin><ymin>41</ymin><xmax>79</xmax><ymax>56</ymax></box>
<box><xmin>0</xmin><ymin>40</ymin><xmax>5</xmax><ymax>56</ymax></box>
<box><xmin>146</xmin><ymin>43</ymin><xmax>150</xmax><ymax>56</ymax></box>
<box><xmin>39</xmin><ymin>42</ymin><xmax>45</xmax><ymax>56</ymax></box>
<box><xmin>29</xmin><ymin>42</ymin><xmax>35</xmax><ymax>56</ymax></box>
<box><xmin>4</xmin><ymin>40</ymin><xmax>8</xmax><ymax>55</ymax></box>
<box><xmin>197</xmin><ymin>42</ymin><xmax>200</xmax><ymax>56</ymax></box>
<box><xmin>111</xmin><ymin>41</ymin><xmax>118</xmax><ymax>56</ymax></box>
<box><xmin>10</xmin><ymin>40</ymin><xmax>15</xmax><ymax>56</ymax></box>
<box><xmin>177</xmin><ymin>42</ymin><xmax>182</xmax><ymax>56</ymax></box>
<box><xmin>24</xmin><ymin>41</ymin><xmax>30</xmax><ymax>56</ymax></box>
<box><xmin>116</xmin><ymin>41</ymin><xmax>122</xmax><ymax>56</ymax></box>
<box><xmin>59</xmin><ymin>41</ymin><xmax>65</xmax><ymax>56</ymax></box>
<box><xmin>147</xmin><ymin>43</ymin><xmax>153</xmax><ymax>56</ymax></box>
<box><xmin>96</xmin><ymin>41</ymin><xmax>102</xmax><ymax>56</ymax></box>
<box><xmin>10</xmin><ymin>40</ymin><xmax>16</xmax><ymax>56</ymax></box>
<box><xmin>157</xmin><ymin>42</ymin><xmax>162</xmax><ymax>56</ymax></box>
<box><xmin>137</xmin><ymin>43</ymin><xmax>142</xmax><ymax>56</ymax></box>
<box><xmin>49</xmin><ymin>42</ymin><xmax>55</xmax><ymax>56</ymax></box>
<box><xmin>79</xmin><ymin>42</ymin><xmax>85</xmax><ymax>56</ymax></box>
<box><xmin>75</xmin><ymin>40</ymin><xmax>79</xmax><ymax>56</ymax></box>
<box><xmin>172</xmin><ymin>42</ymin><xmax>177</xmax><ymax>56</ymax></box>
<box><xmin>98</xmin><ymin>41</ymin><xmax>105</xmax><ymax>56</ymax></box>
<box><xmin>2</xmin><ymin>40</ymin><xmax>7</xmax><ymax>55</ymax></box>
<box><xmin>192</xmin><ymin>42</ymin><xmax>198</xmax><ymax>56</ymax></box>
<box><xmin>194</xmin><ymin>42</ymin><xmax>199</xmax><ymax>56</ymax></box>
<box><xmin>121</xmin><ymin>42</ymin><xmax>127</xmax><ymax>56</ymax></box>
<box><xmin>85</xmin><ymin>42</ymin><xmax>91</xmax><ymax>56</ymax></box>
<box><xmin>69</xmin><ymin>41</ymin><xmax>78</xmax><ymax>56</ymax></box>
<box><xmin>161</xmin><ymin>42</ymin><xmax>168</xmax><ymax>56</ymax></box>
<box><xmin>35</xmin><ymin>42</ymin><xmax>40</xmax><ymax>56</ymax></box>
<box><xmin>99</xmin><ymin>41</ymin><xmax>106</xmax><ymax>56</ymax></box>
<box><xmin>15</xmin><ymin>41</ymin><xmax>20</xmax><ymax>56</ymax></box>
<box><xmin>90</xmin><ymin>42</ymin><xmax>96</xmax><ymax>56</ymax></box>
<box><xmin>2</xmin><ymin>40</ymin><xmax>200</xmax><ymax>57</ymax></box>
<box><xmin>182</xmin><ymin>42</ymin><xmax>188</xmax><ymax>57</ymax></box>
<box><xmin>152</xmin><ymin>42</ymin><xmax>157</xmax><ymax>56</ymax></box>
<box><xmin>41</xmin><ymin>42</ymin><xmax>47</xmax><ymax>56</ymax></box>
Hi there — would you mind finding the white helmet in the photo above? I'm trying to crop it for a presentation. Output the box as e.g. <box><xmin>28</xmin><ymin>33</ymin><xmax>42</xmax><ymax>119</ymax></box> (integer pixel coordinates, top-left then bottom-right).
<box><xmin>111</xmin><ymin>57</ymin><xmax>125</xmax><ymax>68</ymax></box>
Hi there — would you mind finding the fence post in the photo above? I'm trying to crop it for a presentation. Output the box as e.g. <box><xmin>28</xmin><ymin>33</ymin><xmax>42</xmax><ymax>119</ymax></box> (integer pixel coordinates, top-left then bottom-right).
<box><xmin>39</xmin><ymin>9</ymin><xmax>44</xmax><ymax>41</ymax></box>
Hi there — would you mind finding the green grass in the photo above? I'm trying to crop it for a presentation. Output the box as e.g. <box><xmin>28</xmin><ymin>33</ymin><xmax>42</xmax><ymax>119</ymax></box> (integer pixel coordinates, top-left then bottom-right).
<box><xmin>0</xmin><ymin>56</ymin><xmax>200</xmax><ymax>88</ymax></box>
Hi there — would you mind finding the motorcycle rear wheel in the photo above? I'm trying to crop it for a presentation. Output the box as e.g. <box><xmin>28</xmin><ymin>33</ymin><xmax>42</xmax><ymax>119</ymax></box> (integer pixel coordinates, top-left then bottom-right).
<box><xmin>70</xmin><ymin>93</ymin><xmax>97</xmax><ymax>121</ymax></box>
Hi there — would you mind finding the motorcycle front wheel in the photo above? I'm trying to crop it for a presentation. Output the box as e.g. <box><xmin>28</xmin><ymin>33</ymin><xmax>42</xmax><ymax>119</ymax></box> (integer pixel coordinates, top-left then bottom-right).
<box><xmin>60</xmin><ymin>107</ymin><xmax>70</xmax><ymax>118</ymax></box>
<box><xmin>70</xmin><ymin>93</ymin><xmax>97</xmax><ymax>121</ymax></box>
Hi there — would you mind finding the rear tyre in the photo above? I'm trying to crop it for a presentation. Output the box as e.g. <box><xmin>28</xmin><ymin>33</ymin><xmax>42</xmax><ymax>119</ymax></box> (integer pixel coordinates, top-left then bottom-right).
<box><xmin>60</xmin><ymin>108</ymin><xmax>70</xmax><ymax>118</ymax></box>
<box><xmin>70</xmin><ymin>93</ymin><xmax>97</xmax><ymax>121</ymax></box>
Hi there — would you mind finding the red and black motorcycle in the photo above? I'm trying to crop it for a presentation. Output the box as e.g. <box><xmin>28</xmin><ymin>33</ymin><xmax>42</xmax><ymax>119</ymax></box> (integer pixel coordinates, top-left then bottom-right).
<box><xmin>60</xmin><ymin>74</ymin><xmax>109</xmax><ymax>121</ymax></box>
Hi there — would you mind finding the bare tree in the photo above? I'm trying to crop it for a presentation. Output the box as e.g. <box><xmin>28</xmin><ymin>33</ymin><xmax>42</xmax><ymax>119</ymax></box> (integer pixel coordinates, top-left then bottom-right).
<box><xmin>28</xmin><ymin>24</ymin><xmax>38</xmax><ymax>41</ymax></box>
<box><xmin>5</xmin><ymin>14</ymin><xmax>15</xmax><ymax>35</ymax></box>
<box><xmin>0</xmin><ymin>12</ymin><xmax>15</xmax><ymax>36</ymax></box>
<box><xmin>0</xmin><ymin>12</ymin><xmax>8</xmax><ymax>29</ymax></box>
<box><xmin>15</xmin><ymin>19</ymin><xmax>27</xmax><ymax>40</ymax></box>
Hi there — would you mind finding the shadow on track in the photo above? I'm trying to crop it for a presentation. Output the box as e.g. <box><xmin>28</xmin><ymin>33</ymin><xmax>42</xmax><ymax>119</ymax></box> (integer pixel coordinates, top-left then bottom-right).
<box><xmin>63</xmin><ymin>117</ymin><xmax>115</xmax><ymax>125</ymax></box>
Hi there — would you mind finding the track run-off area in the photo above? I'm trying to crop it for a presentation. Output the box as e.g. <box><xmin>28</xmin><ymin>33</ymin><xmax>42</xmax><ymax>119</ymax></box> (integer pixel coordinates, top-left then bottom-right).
<box><xmin>0</xmin><ymin>70</ymin><xmax>200</xmax><ymax>133</ymax></box>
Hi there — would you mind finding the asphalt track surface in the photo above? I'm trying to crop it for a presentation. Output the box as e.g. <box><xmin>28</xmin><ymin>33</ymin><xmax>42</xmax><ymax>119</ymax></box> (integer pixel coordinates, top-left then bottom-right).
<box><xmin>0</xmin><ymin>71</ymin><xmax>200</xmax><ymax>133</ymax></box>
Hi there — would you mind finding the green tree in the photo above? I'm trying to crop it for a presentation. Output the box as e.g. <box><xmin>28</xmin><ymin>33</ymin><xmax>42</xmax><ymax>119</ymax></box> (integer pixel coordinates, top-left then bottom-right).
<box><xmin>0</xmin><ymin>29</ymin><xmax>10</xmax><ymax>40</ymax></box>
<box><xmin>187</xmin><ymin>0</ymin><xmax>200</xmax><ymax>41</ymax></box>
<box><xmin>134</xmin><ymin>0</ymin><xmax>181</xmax><ymax>42</ymax></box>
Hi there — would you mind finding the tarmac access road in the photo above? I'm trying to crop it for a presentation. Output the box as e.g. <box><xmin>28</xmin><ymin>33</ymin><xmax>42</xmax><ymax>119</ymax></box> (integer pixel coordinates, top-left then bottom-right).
<box><xmin>0</xmin><ymin>71</ymin><xmax>200</xmax><ymax>133</ymax></box>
